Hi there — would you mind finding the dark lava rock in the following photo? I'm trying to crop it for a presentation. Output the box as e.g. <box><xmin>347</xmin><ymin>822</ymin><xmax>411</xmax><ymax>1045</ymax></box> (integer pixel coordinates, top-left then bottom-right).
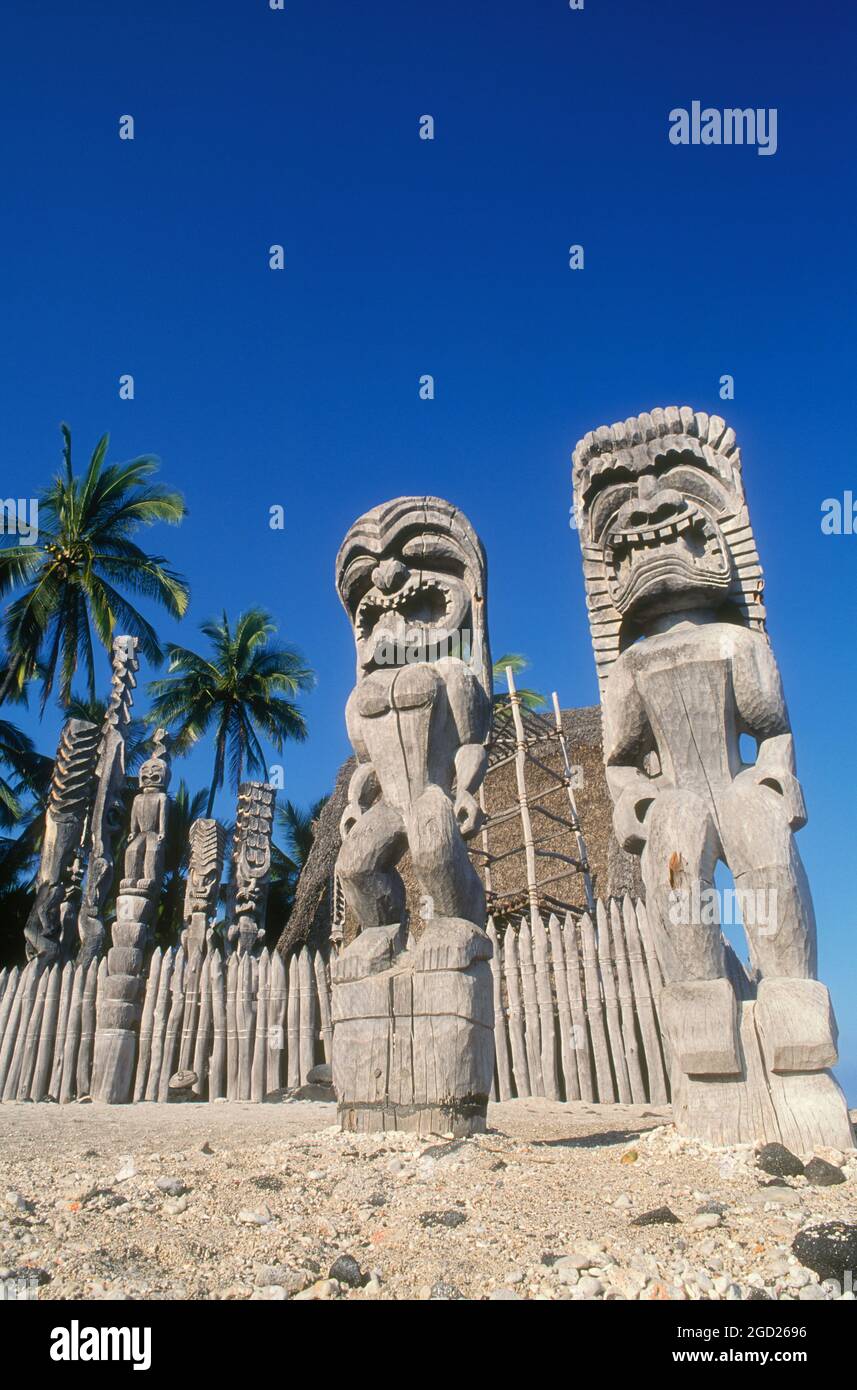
<box><xmin>541</xmin><ymin>1252</ymin><xmax>559</xmax><ymax>1267</ymax></box>
<box><xmin>307</xmin><ymin>1063</ymin><xmax>333</xmax><ymax>1086</ymax></box>
<box><xmin>420</xmin><ymin>1209</ymin><xmax>467</xmax><ymax>1229</ymax></box>
<box><xmin>631</xmin><ymin>1206</ymin><xmax>681</xmax><ymax>1227</ymax></box>
<box><xmin>367</xmin><ymin>1192</ymin><xmax>387</xmax><ymax>1207</ymax></box>
<box><xmin>328</xmin><ymin>1254</ymin><xmax>367</xmax><ymax>1288</ymax></box>
<box><xmin>745</xmin><ymin>1288</ymin><xmax>772</xmax><ymax>1301</ymax></box>
<box><xmin>291</xmin><ymin>1083</ymin><xmax>337</xmax><ymax>1102</ymax></box>
<box><xmin>430</xmin><ymin>1280</ymin><xmax>465</xmax><ymax>1300</ymax></box>
<box><xmin>803</xmin><ymin>1157</ymin><xmax>846</xmax><ymax>1187</ymax></box>
<box><xmin>251</xmin><ymin>1175</ymin><xmax>283</xmax><ymax>1192</ymax></box>
<box><xmin>756</xmin><ymin>1143</ymin><xmax>804</xmax><ymax>1179</ymax></box>
<box><xmin>792</xmin><ymin>1223</ymin><xmax>857</xmax><ymax>1284</ymax></box>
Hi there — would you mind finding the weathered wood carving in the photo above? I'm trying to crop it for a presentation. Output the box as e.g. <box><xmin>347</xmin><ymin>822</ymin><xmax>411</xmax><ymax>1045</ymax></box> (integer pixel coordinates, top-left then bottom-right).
<box><xmin>573</xmin><ymin>407</ymin><xmax>853</xmax><ymax>1149</ymax></box>
<box><xmin>227</xmin><ymin>782</ymin><xmax>274</xmax><ymax>956</ymax></box>
<box><xmin>92</xmin><ymin>728</ymin><xmax>171</xmax><ymax>1103</ymax></box>
<box><xmin>78</xmin><ymin>635</ymin><xmax>140</xmax><ymax>967</ymax></box>
<box><xmin>332</xmin><ymin>496</ymin><xmax>495</xmax><ymax>1135</ymax></box>
<box><xmin>24</xmin><ymin>718</ymin><xmax>99</xmax><ymax>964</ymax></box>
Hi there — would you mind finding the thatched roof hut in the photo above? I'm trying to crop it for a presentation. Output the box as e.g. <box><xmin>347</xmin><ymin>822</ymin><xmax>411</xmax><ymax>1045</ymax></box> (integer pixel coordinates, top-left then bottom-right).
<box><xmin>277</xmin><ymin>704</ymin><xmax>640</xmax><ymax>958</ymax></box>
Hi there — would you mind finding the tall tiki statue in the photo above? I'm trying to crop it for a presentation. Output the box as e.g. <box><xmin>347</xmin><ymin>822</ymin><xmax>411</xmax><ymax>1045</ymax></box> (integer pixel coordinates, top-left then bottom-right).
<box><xmin>227</xmin><ymin>782</ymin><xmax>275</xmax><ymax>956</ymax></box>
<box><xmin>331</xmin><ymin>496</ymin><xmax>495</xmax><ymax>1136</ymax></box>
<box><xmin>91</xmin><ymin>729</ymin><xmax>172</xmax><ymax>1103</ymax></box>
<box><xmin>573</xmin><ymin>407</ymin><xmax>853</xmax><ymax>1149</ymax></box>
<box><xmin>24</xmin><ymin>718</ymin><xmax>99</xmax><ymax>964</ymax></box>
<box><xmin>78</xmin><ymin>635</ymin><xmax>140</xmax><ymax>966</ymax></box>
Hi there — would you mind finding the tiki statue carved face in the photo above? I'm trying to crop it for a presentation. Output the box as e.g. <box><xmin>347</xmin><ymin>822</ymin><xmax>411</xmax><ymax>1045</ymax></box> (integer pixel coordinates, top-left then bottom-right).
<box><xmin>573</xmin><ymin>411</ymin><xmax>767</xmax><ymax>681</ymax></box>
<box><xmin>336</xmin><ymin>496</ymin><xmax>490</xmax><ymax>690</ymax></box>
<box><xmin>578</xmin><ymin>433</ymin><xmax>740</xmax><ymax>623</ymax></box>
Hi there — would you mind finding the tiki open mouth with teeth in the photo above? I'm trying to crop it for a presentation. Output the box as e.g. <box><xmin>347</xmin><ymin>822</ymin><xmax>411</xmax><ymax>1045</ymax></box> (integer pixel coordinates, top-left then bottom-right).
<box><xmin>356</xmin><ymin>575</ymin><xmax>452</xmax><ymax>637</ymax></box>
<box><xmin>604</xmin><ymin>501</ymin><xmax>731</xmax><ymax>618</ymax></box>
<box><xmin>355</xmin><ymin>574</ymin><xmax>470</xmax><ymax>669</ymax></box>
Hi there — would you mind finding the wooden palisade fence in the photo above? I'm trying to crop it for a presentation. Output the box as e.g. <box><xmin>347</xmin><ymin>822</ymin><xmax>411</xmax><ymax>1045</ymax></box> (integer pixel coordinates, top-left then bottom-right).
<box><xmin>0</xmin><ymin>893</ymin><xmax>668</xmax><ymax>1107</ymax></box>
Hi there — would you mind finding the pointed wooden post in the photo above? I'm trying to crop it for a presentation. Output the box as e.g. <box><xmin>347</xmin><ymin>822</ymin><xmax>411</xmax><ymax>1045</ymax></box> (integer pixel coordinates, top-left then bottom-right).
<box><xmin>286</xmin><ymin>953</ymin><xmax>300</xmax><ymax>1088</ymax></box>
<box><xmin>49</xmin><ymin>962</ymin><xmax>75</xmax><ymax>1100</ymax></box>
<box><xmin>224</xmin><ymin>952</ymin><xmax>239</xmax><ymax>1099</ymax></box>
<box><xmin>17</xmin><ymin>964</ymin><xmax>50</xmax><ymax>1100</ymax></box>
<box><xmin>75</xmin><ymin>958</ymin><xmax>104</xmax><ymax>1098</ymax></box>
<box><xmin>268</xmin><ymin>951</ymin><xmax>287</xmax><ymax>1090</ymax></box>
<box><xmin>191</xmin><ymin>946</ymin><xmax>213</xmax><ymax>1097</ymax></box>
<box><xmin>532</xmin><ymin>912</ymin><xmax>559</xmax><ymax>1100</ymax></box>
<box><xmin>0</xmin><ymin>965</ymin><xmax>22</xmax><ymax>1094</ymax></box>
<box><xmin>60</xmin><ymin>964</ymin><xmax>86</xmax><ymax>1104</ymax></box>
<box><xmin>298</xmin><ymin>948</ymin><xmax>316</xmax><ymax>1083</ymax></box>
<box><xmin>312</xmin><ymin>950</ymin><xmax>333</xmax><ymax>1066</ymax></box>
<box><xmin>133</xmin><ymin>948</ymin><xmax>162</xmax><ymax>1102</ymax></box>
<box><xmin>487</xmin><ymin>919</ymin><xmax>512</xmax><ymax>1101</ymax></box>
<box><xmin>548</xmin><ymin>914</ymin><xmax>579</xmax><ymax>1101</ymax></box>
<box><xmin>562</xmin><ymin>914</ymin><xmax>594</xmax><ymax>1102</ymax></box>
<box><xmin>623</xmin><ymin>895</ymin><xmax>668</xmax><ymax>1104</ymax></box>
<box><xmin>236</xmin><ymin>952</ymin><xmax>255</xmax><ymax>1101</ymax></box>
<box><xmin>145</xmin><ymin>949</ymin><xmax>174</xmax><ymax>1102</ymax></box>
<box><xmin>579</xmin><ymin>910</ymin><xmax>615</xmax><ymax>1102</ymax></box>
<box><xmin>251</xmin><ymin>949</ymin><xmax>270</xmax><ymax>1101</ymax></box>
<box><xmin>208</xmin><ymin>951</ymin><xmax>226</xmax><ymax>1101</ymax></box>
<box><xmin>517</xmin><ymin>917</ymin><xmax>543</xmax><ymax>1096</ymax></box>
<box><xmin>32</xmin><ymin>963</ymin><xmax>62</xmax><ymax>1101</ymax></box>
<box><xmin>5</xmin><ymin>964</ymin><xmax>39</xmax><ymax>1100</ymax></box>
<box><xmin>158</xmin><ymin>949</ymin><xmax>186</xmax><ymax>1101</ymax></box>
<box><xmin>503</xmin><ymin>927</ymin><xmax>530</xmax><ymax>1097</ymax></box>
<box><xmin>609</xmin><ymin>898</ymin><xmax>646</xmax><ymax>1102</ymax></box>
<box><xmin>596</xmin><ymin>900</ymin><xmax>631</xmax><ymax>1102</ymax></box>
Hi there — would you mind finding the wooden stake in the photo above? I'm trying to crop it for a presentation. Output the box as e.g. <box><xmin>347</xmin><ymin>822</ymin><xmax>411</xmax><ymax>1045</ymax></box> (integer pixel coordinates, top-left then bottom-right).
<box><xmin>487</xmin><ymin>919</ymin><xmax>512</xmax><ymax>1101</ymax></box>
<box><xmin>596</xmin><ymin>900</ymin><xmax>631</xmax><ymax>1102</ymax></box>
<box><xmin>562</xmin><ymin>914</ymin><xmax>594</xmax><ymax>1102</ymax></box>
<box><xmin>609</xmin><ymin>898</ymin><xmax>646</xmax><ymax>1103</ymax></box>
<box><xmin>532</xmin><ymin>912</ymin><xmax>559</xmax><ymax>1100</ymax></box>
<box><xmin>579</xmin><ymin>910</ymin><xmax>615</xmax><ymax>1102</ymax></box>
<box><xmin>191</xmin><ymin>947</ymin><xmax>213</xmax><ymax>1098</ymax></box>
<box><xmin>145</xmin><ymin>948</ymin><xmax>174</xmax><ymax>1102</ymax></box>
<box><xmin>622</xmin><ymin>895</ymin><xmax>668</xmax><ymax>1104</ymax></box>
<box><xmin>548</xmin><ymin>914</ymin><xmax>580</xmax><ymax>1101</ymax></box>
<box><xmin>49</xmin><ymin>962</ymin><xmax>74</xmax><ymax>1100</ymax></box>
<box><xmin>251</xmin><ymin>949</ymin><xmax>269</xmax><ymax>1101</ymax></box>
<box><xmin>517</xmin><ymin>917</ymin><xmax>543</xmax><ymax>1096</ymax></box>
<box><xmin>158</xmin><ymin>949</ymin><xmax>186</xmax><ymax>1101</ymax></box>
<box><xmin>312</xmin><ymin>949</ymin><xmax>332</xmax><ymax>1066</ymax></box>
<box><xmin>267</xmin><ymin>951</ymin><xmax>286</xmax><ymax>1092</ymax></box>
<box><xmin>32</xmin><ymin>963</ymin><xmax>62</xmax><ymax>1101</ymax></box>
<box><xmin>208</xmin><ymin>951</ymin><xmax>226</xmax><ymax>1101</ymax></box>
<box><xmin>298</xmin><ymin>947</ymin><xmax>315</xmax><ymax>1083</ymax></box>
<box><xmin>286</xmin><ymin>954</ymin><xmax>300</xmax><ymax>1089</ymax></box>
<box><xmin>503</xmin><ymin>927</ymin><xmax>530</xmax><ymax>1097</ymax></box>
<box><xmin>133</xmin><ymin>947</ymin><xmax>162</xmax><ymax>1103</ymax></box>
<box><xmin>60</xmin><ymin>964</ymin><xmax>86</xmax><ymax>1105</ymax></box>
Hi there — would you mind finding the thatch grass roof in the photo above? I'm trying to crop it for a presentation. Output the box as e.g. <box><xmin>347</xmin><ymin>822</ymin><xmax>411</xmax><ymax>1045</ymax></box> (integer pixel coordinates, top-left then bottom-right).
<box><xmin>277</xmin><ymin>705</ymin><xmax>639</xmax><ymax>957</ymax></box>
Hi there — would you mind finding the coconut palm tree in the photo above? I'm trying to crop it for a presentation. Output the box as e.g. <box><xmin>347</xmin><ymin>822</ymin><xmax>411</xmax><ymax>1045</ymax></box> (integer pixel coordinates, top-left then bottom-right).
<box><xmin>0</xmin><ymin>718</ymin><xmax>48</xmax><ymax>829</ymax></box>
<box><xmin>147</xmin><ymin>608</ymin><xmax>314</xmax><ymax>817</ymax></box>
<box><xmin>268</xmin><ymin>795</ymin><xmax>329</xmax><ymax>937</ymax></box>
<box><xmin>0</xmin><ymin>426</ymin><xmax>189</xmax><ymax>709</ymax></box>
<box><xmin>491</xmin><ymin>653</ymin><xmax>546</xmax><ymax>717</ymax></box>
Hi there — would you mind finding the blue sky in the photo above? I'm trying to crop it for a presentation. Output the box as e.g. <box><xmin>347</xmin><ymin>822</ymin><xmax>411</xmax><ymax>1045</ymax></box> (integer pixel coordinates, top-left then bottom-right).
<box><xmin>1</xmin><ymin>0</ymin><xmax>855</xmax><ymax>1096</ymax></box>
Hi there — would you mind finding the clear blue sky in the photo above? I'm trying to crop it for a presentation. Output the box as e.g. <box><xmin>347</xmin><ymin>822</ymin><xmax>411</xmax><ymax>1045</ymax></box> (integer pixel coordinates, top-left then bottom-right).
<box><xmin>1</xmin><ymin>0</ymin><xmax>855</xmax><ymax>1097</ymax></box>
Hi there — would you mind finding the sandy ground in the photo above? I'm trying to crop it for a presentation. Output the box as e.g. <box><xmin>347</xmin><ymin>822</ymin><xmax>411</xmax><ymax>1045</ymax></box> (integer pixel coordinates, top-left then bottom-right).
<box><xmin>1</xmin><ymin>1097</ymin><xmax>855</xmax><ymax>1301</ymax></box>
